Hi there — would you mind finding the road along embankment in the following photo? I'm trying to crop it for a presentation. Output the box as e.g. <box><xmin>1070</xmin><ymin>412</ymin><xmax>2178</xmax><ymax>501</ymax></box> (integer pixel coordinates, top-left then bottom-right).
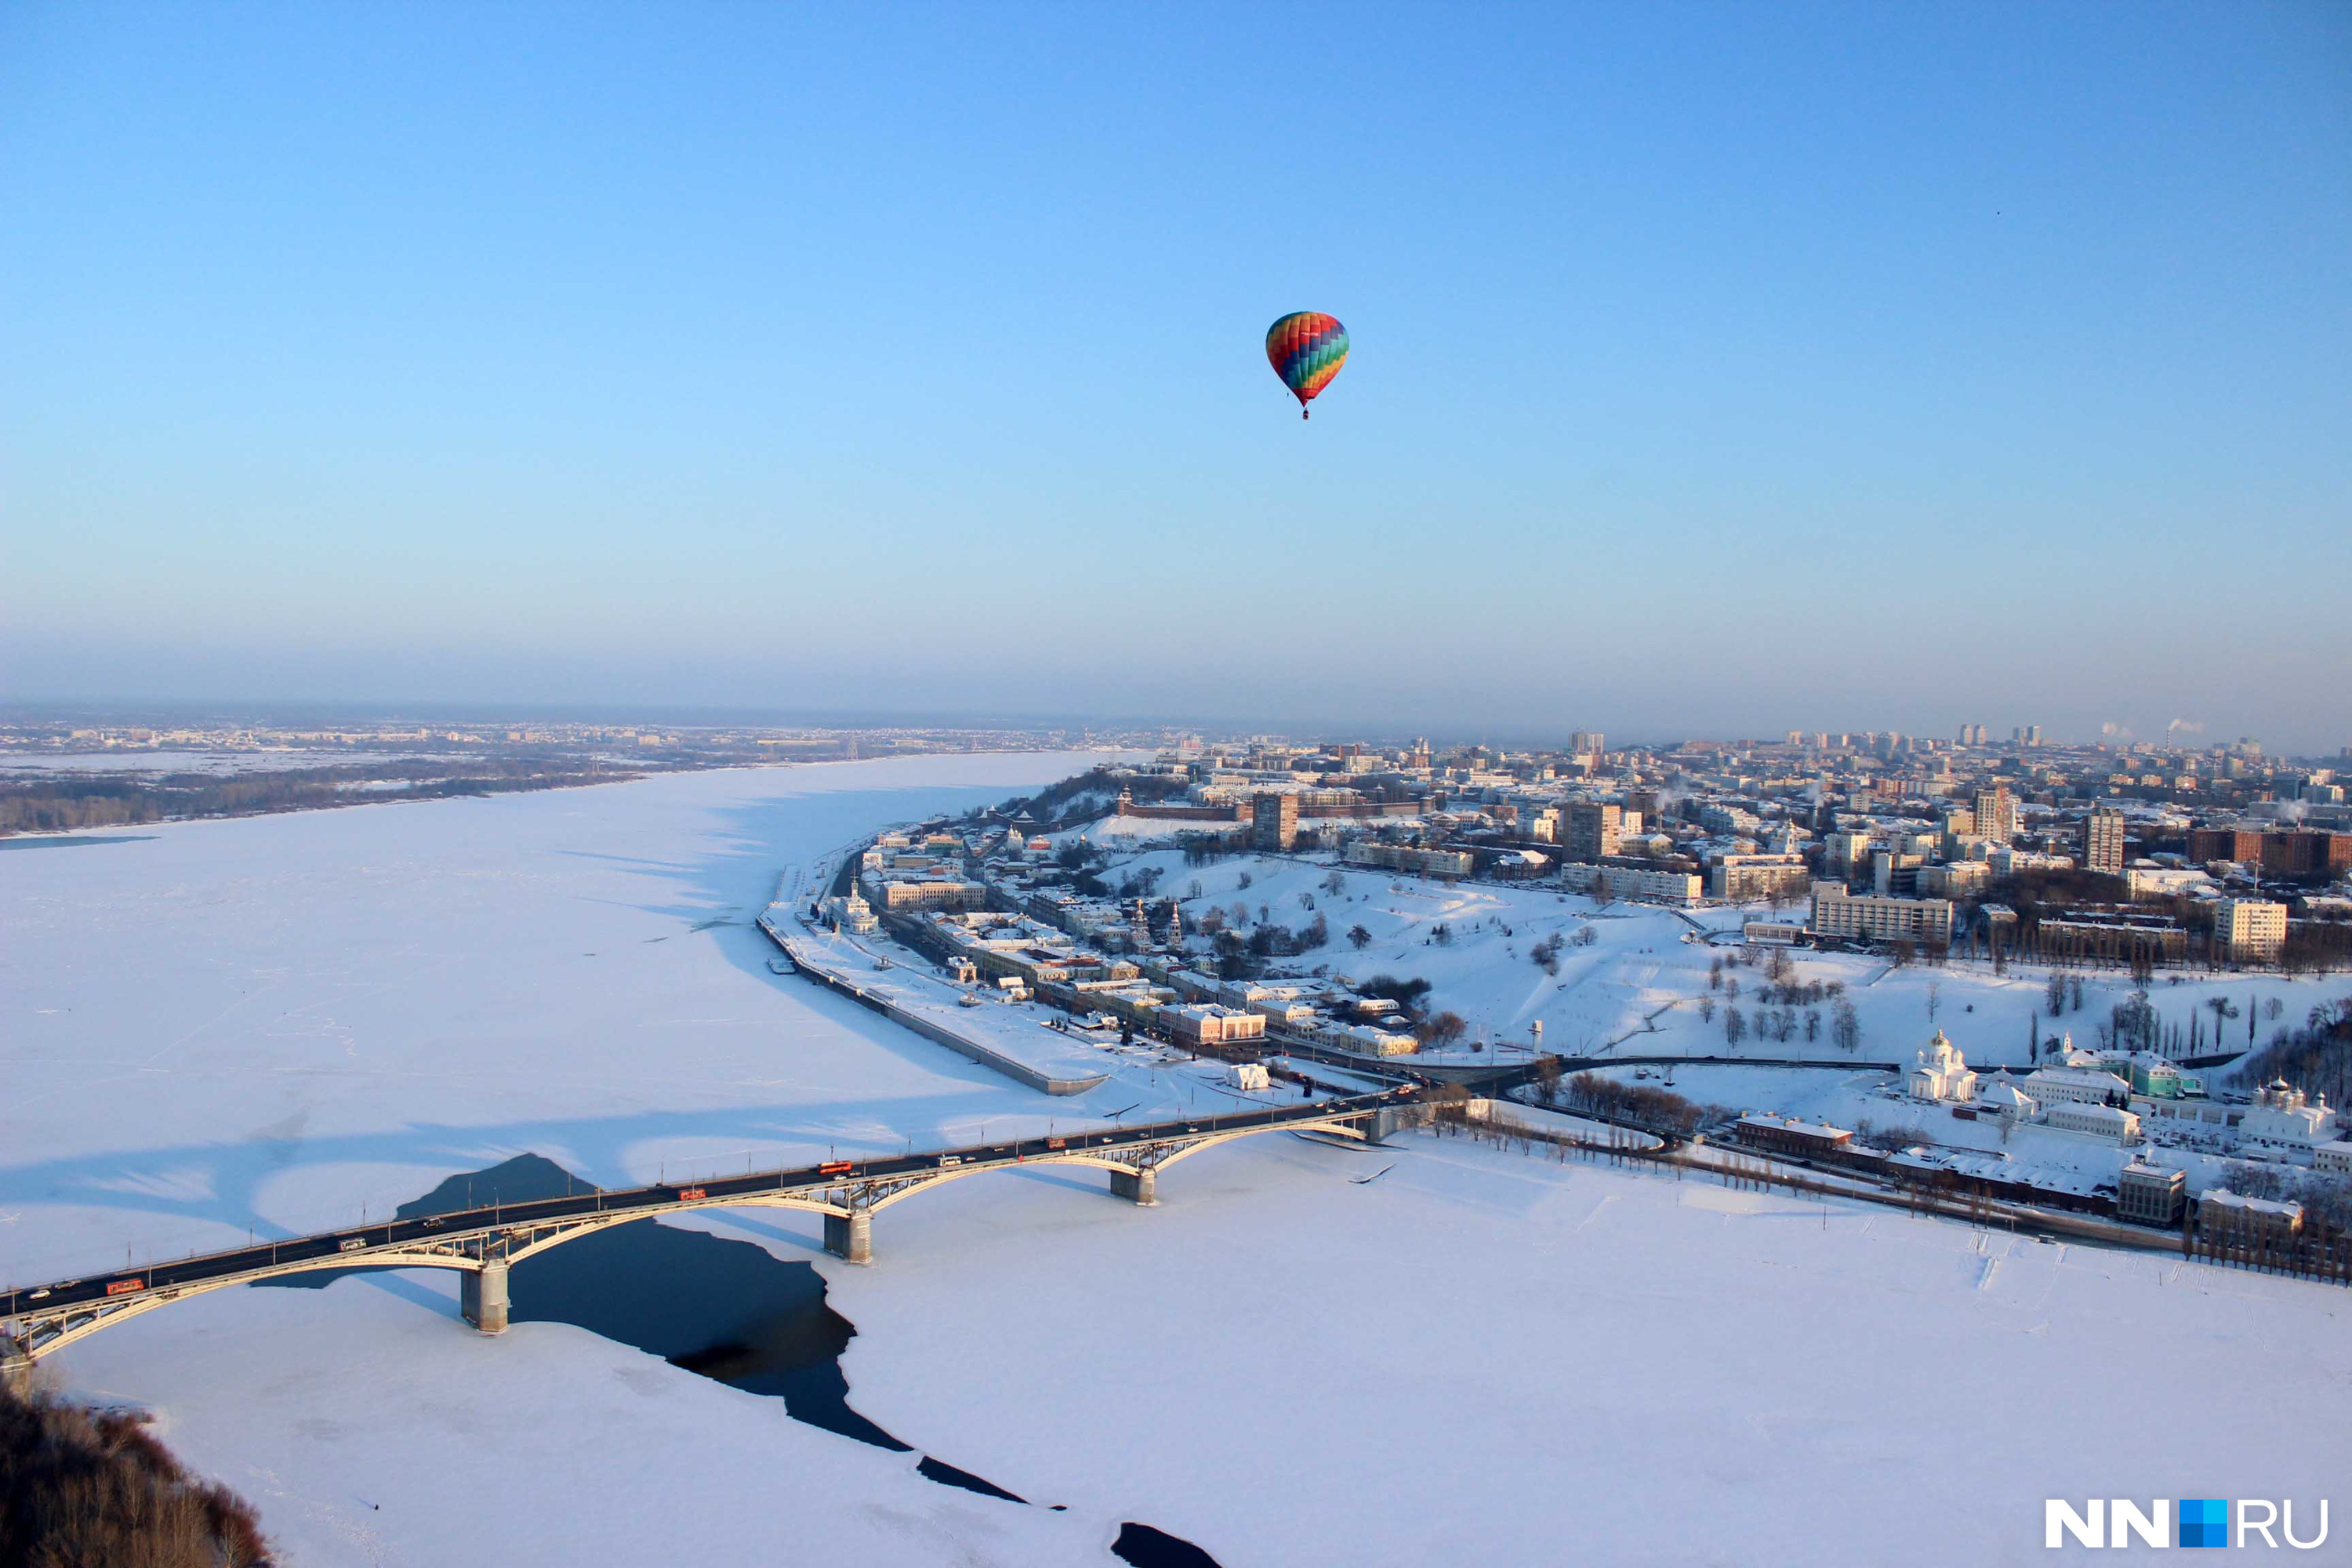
<box><xmin>759</xmin><ymin>912</ymin><xmax>1109</xmax><ymax>1096</ymax></box>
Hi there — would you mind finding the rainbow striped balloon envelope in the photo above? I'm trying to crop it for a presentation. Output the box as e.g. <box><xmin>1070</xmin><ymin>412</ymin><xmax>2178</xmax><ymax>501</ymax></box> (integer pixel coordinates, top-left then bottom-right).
<box><xmin>1265</xmin><ymin>311</ymin><xmax>1348</xmax><ymax>419</ymax></box>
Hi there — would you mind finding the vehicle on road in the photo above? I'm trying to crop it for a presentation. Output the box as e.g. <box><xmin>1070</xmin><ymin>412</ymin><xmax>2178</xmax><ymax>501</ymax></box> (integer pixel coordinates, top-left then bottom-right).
<box><xmin>336</xmin><ymin>1238</ymin><xmax>367</xmax><ymax>1253</ymax></box>
<box><xmin>676</xmin><ymin>1187</ymin><xmax>706</xmax><ymax>1201</ymax></box>
<box><xmin>105</xmin><ymin>1279</ymin><xmax>144</xmax><ymax>1296</ymax></box>
<box><xmin>818</xmin><ymin>1160</ymin><xmax>854</xmax><ymax>1176</ymax></box>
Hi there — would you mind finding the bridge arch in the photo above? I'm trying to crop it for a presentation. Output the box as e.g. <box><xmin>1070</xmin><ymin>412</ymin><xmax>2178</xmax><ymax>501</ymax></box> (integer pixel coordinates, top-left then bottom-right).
<box><xmin>5</xmin><ymin>1102</ymin><xmax>1415</xmax><ymax>1363</ymax></box>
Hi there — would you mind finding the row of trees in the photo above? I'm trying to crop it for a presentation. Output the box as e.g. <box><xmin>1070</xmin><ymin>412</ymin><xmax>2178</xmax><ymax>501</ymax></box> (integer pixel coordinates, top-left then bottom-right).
<box><xmin>1533</xmin><ymin>1070</ymin><xmax>1718</xmax><ymax>1134</ymax></box>
<box><xmin>1697</xmin><ymin>996</ymin><xmax>1860</xmax><ymax>1051</ymax></box>
<box><xmin>2097</xmin><ymin>987</ymin><xmax>2286</xmax><ymax>1057</ymax></box>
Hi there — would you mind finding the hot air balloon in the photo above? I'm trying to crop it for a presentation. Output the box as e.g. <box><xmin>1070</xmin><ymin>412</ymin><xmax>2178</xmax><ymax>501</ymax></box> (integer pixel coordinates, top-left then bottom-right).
<box><xmin>1265</xmin><ymin>311</ymin><xmax>1348</xmax><ymax>419</ymax></box>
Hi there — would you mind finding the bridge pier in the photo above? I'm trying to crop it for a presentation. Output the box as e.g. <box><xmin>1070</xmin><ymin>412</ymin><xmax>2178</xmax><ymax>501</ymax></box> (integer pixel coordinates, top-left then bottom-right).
<box><xmin>823</xmin><ymin>1211</ymin><xmax>873</xmax><ymax>1265</ymax></box>
<box><xmin>1</xmin><ymin>1337</ymin><xmax>33</xmax><ymax>1397</ymax></box>
<box><xmin>1363</xmin><ymin>1105</ymin><xmax>1428</xmax><ymax>1145</ymax></box>
<box><xmin>1110</xmin><ymin>1167</ymin><xmax>1158</xmax><ymax>1206</ymax></box>
<box><xmin>462</xmin><ymin>1260</ymin><xmax>510</xmax><ymax>1334</ymax></box>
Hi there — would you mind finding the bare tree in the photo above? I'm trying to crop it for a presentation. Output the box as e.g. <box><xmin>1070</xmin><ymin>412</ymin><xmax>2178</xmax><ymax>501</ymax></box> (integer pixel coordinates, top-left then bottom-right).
<box><xmin>1532</xmin><ymin>1056</ymin><xmax>1563</xmax><ymax>1106</ymax></box>
<box><xmin>1347</xmin><ymin>924</ymin><xmax>1373</xmax><ymax>950</ymax></box>
<box><xmin>1417</xmin><ymin>1011</ymin><xmax>1469</xmax><ymax>1050</ymax></box>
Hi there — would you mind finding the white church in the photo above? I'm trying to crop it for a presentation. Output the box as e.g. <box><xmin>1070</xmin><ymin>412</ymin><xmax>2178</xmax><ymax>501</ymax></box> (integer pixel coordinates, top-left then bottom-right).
<box><xmin>1906</xmin><ymin>1029</ymin><xmax>1979</xmax><ymax>1104</ymax></box>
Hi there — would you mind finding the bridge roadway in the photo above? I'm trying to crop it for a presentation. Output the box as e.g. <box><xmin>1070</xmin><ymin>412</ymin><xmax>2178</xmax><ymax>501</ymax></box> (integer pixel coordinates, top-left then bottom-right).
<box><xmin>1</xmin><ymin>1085</ymin><xmax>1425</xmax><ymax>1367</ymax></box>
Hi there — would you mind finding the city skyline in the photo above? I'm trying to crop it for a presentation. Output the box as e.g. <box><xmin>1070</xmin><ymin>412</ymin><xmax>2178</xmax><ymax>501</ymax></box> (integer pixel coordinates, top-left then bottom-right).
<box><xmin>5</xmin><ymin>4</ymin><xmax>2348</xmax><ymax>747</ymax></box>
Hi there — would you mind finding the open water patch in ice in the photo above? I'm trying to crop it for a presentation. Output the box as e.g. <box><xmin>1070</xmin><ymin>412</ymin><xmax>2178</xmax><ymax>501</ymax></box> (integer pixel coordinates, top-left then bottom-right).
<box><xmin>257</xmin><ymin>1153</ymin><xmax>1225</xmax><ymax>1559</ymax></box>
<box><xmin>1112</xmin><ymin>1521</ymin><xmax>1225</xmax><ymax>1567</ymax></box>
<box><xmin>255</xmin><ymin>1157</ymin><xmax>1022</xmax><ymax>1496</ymax></box>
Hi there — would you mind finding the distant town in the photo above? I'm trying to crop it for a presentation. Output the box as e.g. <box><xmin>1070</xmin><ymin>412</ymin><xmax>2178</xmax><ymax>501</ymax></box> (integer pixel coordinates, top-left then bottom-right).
<box><xmin>786</xmin><ymin>726</ymin><xmax>2352</xmax><ymax>1287</ymax></box>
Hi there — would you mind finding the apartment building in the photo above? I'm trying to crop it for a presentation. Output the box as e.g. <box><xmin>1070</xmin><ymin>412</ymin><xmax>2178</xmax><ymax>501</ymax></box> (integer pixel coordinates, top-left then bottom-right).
<box><xmin>1808</xmin><ymin>882</ymin><xmax>1955</xmax><ymax>947</ymax></box>
<box><xmin>1561</xmin><ymin>801</ymin><xmax>1622</xmax><ymax>862</ymax></box>
<box><xmin>2084</xmin><ymin>808</ymin><xmax>2126</xmax><ymax>875</ymax></box>
<box><xmin>2214</xmin><ymin>898</ymin><xmax>2287</xmax><ymax>964</ymax></box>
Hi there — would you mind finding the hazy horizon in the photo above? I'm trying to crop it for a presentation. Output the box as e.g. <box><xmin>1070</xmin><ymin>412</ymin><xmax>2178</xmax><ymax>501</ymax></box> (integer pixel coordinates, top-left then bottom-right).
<box><xmin>0</xmin><ymin>696</ymin><xmax>2328</xmax><ymax>759</ymax></box>
<box><xmin>6</xmin><ymin>4</ymin><xmax>2348</xmax><ymax>750</ymax></box>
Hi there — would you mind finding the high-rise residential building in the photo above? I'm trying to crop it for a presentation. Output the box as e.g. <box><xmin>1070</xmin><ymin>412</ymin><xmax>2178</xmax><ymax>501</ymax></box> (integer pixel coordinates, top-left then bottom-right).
<box><xmin>1250</xmin><ymin>792</ymin><xmax>1298</xmax><ymax>852</ymax></box>
<box><xmin>1569</xmin><ymin>731</ymin><xmax>1605</xmax><ymax>757</ymax></box>
<box><xmin>2213</xmin><ymin>898</ymin><xmax>2287</xmax><ymax>964</ymax></box>
<box><xmin>1562</xmin><ymin>801</ymin><xmax>1621</xmax><ymax>862</ymax></box>
<box><xmin>2084</xmin><ymin>808</ymin><xmax>2127</xmax><ymax>875</ymax></box>
<box><xmin>1973</xmin><ymin>786</ymin><xmax>2018</xmax><ymax>845</ymax></box>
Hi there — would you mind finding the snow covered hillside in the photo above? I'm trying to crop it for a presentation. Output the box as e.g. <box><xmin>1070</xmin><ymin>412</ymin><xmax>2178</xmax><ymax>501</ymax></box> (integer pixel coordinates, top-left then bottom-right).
<box><xmin>1088</xmin><ymin>842</ymin><xmax>2335</xmax><ymax>1076</ymax></box>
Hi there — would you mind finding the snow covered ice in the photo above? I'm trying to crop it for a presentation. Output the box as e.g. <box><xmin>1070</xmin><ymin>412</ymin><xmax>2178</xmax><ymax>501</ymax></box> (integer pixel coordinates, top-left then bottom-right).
<box><xmin>5</xmin><ymin>757</ymin><xmax>2348</xmax><ymax>1565</ymax></box>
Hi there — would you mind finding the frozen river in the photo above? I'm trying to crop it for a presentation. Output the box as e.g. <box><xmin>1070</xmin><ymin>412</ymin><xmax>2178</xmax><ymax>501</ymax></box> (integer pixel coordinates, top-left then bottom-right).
<box><xmin>4</xmin><ymin>755</ymin><xmax>2347</xmax><ymax>1565</ymax></box>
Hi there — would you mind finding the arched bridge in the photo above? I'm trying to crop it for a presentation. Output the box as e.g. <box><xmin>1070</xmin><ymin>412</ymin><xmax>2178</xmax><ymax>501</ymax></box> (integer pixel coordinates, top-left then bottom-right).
<box><xmin>2</xmin><ymin>1088</ymin><xmax>1428</xmax><ymax>1373</ymax></box>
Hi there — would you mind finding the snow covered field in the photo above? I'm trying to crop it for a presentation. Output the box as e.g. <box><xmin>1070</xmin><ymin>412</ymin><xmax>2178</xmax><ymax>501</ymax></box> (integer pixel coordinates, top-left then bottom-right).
<box><xmin>6</xmin><ymin>763</ymin><xmax>2349</xmax><ymax>1565</ymax></box>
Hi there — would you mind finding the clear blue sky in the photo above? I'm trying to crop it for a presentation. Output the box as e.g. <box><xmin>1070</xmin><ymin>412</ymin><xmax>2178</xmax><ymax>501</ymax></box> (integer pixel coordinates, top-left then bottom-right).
<box><xmin>4</xmin><ymin>3</ymin><xmax>2347</xmax><ymax>750</ymax></box>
